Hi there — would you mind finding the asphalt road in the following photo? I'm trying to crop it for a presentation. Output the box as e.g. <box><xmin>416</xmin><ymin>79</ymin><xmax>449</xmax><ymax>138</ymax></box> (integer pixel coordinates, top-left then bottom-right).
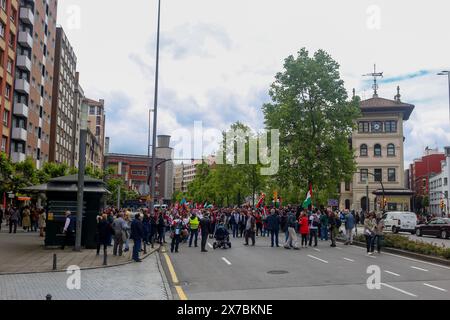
<box><xmin>162</xmin><ymin>234</ymin><xmax>450</xmax><ymax>300</ymax></box>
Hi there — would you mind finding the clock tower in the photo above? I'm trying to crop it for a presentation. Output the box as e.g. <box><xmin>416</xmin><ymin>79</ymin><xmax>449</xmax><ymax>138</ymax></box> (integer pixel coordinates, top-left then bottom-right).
<box><xmin>340</xmin><ymin>73</ymin><xmax>415</xmax><ymax>213</ymax></box>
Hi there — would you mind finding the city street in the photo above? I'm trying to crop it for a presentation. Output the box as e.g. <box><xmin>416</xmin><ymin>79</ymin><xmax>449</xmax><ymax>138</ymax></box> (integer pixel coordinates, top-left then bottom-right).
<box><xmin>162</xmin><ymin>235</ymin><xmax>450</xmax><ymax>300</ymax></box>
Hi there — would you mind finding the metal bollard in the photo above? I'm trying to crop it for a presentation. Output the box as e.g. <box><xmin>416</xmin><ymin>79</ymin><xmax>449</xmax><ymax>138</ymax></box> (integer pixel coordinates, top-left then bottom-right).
<box><xmin>46</xmin><ymin>294</ymin><xmax>52</xmax><ymax>300</ymax></box>
<box><xmin>52</xmin><ymin>254</ymin><xmax>57</xmax><ymax>270</ymax></box>
<box><xmin>143</xmin><ymin>241</ymin><xmax>147</xmax><ymax>254</ymax></box>
<box><xmin>103</xmin><ymin>248</ymin><xmax>107</xmax><ymax>266</ymax></box>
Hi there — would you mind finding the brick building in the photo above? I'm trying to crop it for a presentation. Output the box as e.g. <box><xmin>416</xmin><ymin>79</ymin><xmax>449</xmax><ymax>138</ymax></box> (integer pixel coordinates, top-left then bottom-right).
<box><xmin>409</xmin><ymin>148</ymin><xmax>446</xmax><ymax>198</ymax></box>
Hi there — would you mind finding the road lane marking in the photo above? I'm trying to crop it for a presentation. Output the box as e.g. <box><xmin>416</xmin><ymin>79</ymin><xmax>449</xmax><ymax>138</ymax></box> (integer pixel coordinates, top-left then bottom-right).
<box><xmin>307</xmin><ymin>255</ymin><xmax>329</xmax><ymax>264</ymax></box>
<box><xmin>163</xmin><ymin>252</ymin><xmax>188</xmax><ymax>300</ymax></box>
<box><xmin>222</xmin><ymin>257</ymin><xmax>232</xmax><ymax>265</ymax></box>
<box><xmin>381</xmin><ymin>283</ymin><xmax>417</xmax><ymax>297</ymax></box>
<box><xmin>410</xmin><ymin>266</ymin><xmax>429</xmax><ymax>272</ymax></box>
<box><xmin>207</xmin><ymin>243</ymin><xmax>213</xmax><ymax>248</ymax></box>
<box><xmin>175</xmin><ymin>286</ymin><xmax>188</xmax><ymax>300</ymax></box>
<box><xmin>384</xmin><ymin>270</ymin><xmax>401</xmax><ymax>277</ymax></box>
<box><xmin>423</xmin><ymin>283</ymin><xmax>447</xmax><ymax>292</ymax></box>
<box><xmin>343</xmin><ymin>258</ymin><xmax>354</xmax><ymax>262</ymax></box>
<box><xmin>313</xmin><ymin>248</ymin><xmax>321</xmax><ymax>252</ymax></box>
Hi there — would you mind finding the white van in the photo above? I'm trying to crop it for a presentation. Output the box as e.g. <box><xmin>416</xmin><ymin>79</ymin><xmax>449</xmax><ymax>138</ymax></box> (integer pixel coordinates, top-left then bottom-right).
<box><xmin>382</xmin><ymin>211</ymin><xmax>417</xmax><ymax>234</ymax></box>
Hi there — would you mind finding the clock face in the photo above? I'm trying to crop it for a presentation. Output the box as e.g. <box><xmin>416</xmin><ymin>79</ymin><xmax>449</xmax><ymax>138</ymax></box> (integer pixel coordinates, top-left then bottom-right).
<box><xmin>372</xmin><ymin>122</ymin><xmax>382</xmax><ymax>132</ymax></box>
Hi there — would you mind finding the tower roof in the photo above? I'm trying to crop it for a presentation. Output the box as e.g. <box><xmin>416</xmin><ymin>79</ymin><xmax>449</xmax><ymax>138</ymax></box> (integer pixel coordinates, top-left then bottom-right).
<box><xmin>360</xmin><ymin>96</ymin><xmax>415</xmax><ymax>120</ymax></box>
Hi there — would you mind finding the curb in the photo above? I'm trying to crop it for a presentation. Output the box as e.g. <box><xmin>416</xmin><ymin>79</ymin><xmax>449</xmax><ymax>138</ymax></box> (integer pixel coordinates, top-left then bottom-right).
<box><xmin>337</xmin><ymin>238</ymin><xmax>450</xmax><ymax>267</ymax></box>
<box><xmin>0</xmin><ymin>245</ymin><xmax>161</xmax><ymax>276</ymax></box>
<box><xmin>156</xmin><ymin>247</ymin><xmax>174</xmax><ymax>301</ymax></box>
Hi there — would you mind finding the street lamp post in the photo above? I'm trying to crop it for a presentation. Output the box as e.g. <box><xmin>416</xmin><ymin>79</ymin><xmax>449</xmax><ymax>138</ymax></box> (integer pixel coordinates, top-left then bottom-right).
<box><xmin>150</xmin><ymin>0</ymin><xmax>161</xmax><ymax>215</ymax></box>
<box><xmin>357</xmin><ymin>171</ymin><xmax>386</xmax><ymax>213</ymax></box>
<box><xmin>437</xmin><ymin>71</ymin><xmax>450</xmax><ymax>124</ymax></box>
<box><xmin>75</xmin><ymin>103</ymin><xmax>89</xmax><ymax>252</ymax></box>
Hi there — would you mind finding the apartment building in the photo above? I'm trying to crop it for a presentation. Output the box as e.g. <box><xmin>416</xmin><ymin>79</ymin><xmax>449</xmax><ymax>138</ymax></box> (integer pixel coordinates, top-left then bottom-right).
<box><xmin>49</xmin><ymin>26</ymin><xmax>76</xmax><ymax>165</ymax></box>
<box><xmin>429</xmin><ymin>147</ymin><xmax>450</xmax><ymax>216</ymax></box>
<box><xmin>0</xmin><ymin>0</ymin><xmax>19</xmax><ymax>156</ymax></box>
<box><xmin>10</xmin><ymin>0</ymin><xmax>58</xmax><ymax>168</ymax></box>
<box><xmin>85</xmin><ymin>97</ymin><xmax>105</xmax><ymax>168</ymax></box>
<box><xmin>71</xmin><ymin>71</ymin><xmax>83</xmax><ymax>167</ymax></box>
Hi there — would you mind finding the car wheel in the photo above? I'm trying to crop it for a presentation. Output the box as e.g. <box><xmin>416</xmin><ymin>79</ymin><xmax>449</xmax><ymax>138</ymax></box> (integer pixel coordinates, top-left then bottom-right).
<box><xmin>415</xmin><ymin>228</ymin><xmax>422</xmax><ymax>237</ymax></box>
<box><xmin>441</xmin><ymin>230</ymin><xmax>448</xmax><ymax>239</ymax></box>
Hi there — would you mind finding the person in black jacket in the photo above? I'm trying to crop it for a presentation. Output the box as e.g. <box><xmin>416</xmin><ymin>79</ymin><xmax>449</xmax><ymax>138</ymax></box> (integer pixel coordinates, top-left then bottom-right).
<box><xmin>266</xmin><ymin>209</ymin><xmax>280</xmax><ymax>247</ymax></box>
<box><xmin>96</xmin><ymin>214</ymin><xmax>112</xmax><ymax>256</ymax></box>
<box><xmin>199</xmin><ymin>212</ymin><xmax>211</xmax><ymax>252</ymax></box>
<box><xmin>130</xmin><ymin>213</ymin><xmax>144</xmax><ymax>262</ymax></box>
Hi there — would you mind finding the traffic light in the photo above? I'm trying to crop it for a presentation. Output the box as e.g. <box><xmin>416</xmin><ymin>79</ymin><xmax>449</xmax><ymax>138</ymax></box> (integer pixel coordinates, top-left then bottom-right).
<box><xmin>440</xmin><ymin>199</ymin><xmax>445</xmax><ymax>210</ymax></box>
<box><xmin>382</xmin><ymin>197</ymin><xmax>387</xmax><ymax>208</ymax></box>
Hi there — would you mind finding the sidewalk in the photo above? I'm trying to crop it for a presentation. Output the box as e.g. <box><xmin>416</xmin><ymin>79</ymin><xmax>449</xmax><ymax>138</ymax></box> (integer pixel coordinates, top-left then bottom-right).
<box><xmin>0</xmin><ymin>224</ymin><xmax>159</xmax><ymax>274</ymax></box>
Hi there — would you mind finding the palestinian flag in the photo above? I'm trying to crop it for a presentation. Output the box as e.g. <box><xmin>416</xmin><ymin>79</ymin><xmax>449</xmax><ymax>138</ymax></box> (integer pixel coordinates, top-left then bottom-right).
<box><xmin>256</xmin><ymin>193</ymin><xmax>265</xmax><ymax>208</ymax></box>
<box><xmin>302</xmin><ymin>184</ymin><xmax>313</xmax><ymax>209</ymax></box>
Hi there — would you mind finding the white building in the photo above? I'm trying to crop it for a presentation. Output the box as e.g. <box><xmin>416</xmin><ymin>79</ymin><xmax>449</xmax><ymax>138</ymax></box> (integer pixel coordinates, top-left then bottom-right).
<box><xmin>429</xmin><ymin>147</ymin><xmax>450</xmax><ymax>216</ymax></box>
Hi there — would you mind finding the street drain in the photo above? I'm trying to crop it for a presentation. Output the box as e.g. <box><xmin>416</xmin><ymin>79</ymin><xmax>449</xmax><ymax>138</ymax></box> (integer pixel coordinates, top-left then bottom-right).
<box><xmin>267</xmin><ymin>270</ymin><xmax>289</xmax><ymax>275</ymax></box>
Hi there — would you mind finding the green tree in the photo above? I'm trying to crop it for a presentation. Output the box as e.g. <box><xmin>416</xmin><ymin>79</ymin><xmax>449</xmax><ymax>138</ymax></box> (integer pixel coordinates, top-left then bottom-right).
<box><xmin>262</xmin><ymin>48</ymin><xmax>360</xmax><ymax>201</ymax></box>
<box><xmin>0</xmin><ymin>152</ymin><xmax>14</xmax><ymax>195</ymax></box>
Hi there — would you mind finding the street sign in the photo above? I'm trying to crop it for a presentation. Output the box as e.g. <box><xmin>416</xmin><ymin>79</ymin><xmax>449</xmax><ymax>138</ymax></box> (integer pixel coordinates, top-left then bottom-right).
<box><xmin>8</xmin><ymin>193</ymin><xmax>15</xmax><ymax>199</ymax></box>
<box><xmin>328</xmin><ymin>199</ymin><xmax>339</xmax><ymax>207</ymax></box>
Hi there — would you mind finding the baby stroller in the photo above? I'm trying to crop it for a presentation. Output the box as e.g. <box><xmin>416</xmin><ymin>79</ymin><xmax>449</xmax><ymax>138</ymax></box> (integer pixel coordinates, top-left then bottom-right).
<box><xmin>213</xmin><ymin>224</ymin><xmax>231</xmax><ymax>249</ymax></box>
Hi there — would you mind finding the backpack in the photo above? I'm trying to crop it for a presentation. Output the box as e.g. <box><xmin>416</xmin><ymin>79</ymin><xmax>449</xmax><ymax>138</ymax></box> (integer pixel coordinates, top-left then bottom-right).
<box><xmin>312</xmin><ymin>215</ymin><xmax>320</xmax><ymax>227</ymax></box>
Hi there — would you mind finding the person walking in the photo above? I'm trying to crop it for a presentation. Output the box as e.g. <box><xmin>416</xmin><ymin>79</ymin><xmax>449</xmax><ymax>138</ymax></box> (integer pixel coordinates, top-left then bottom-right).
<box><xmin>363</xmin><ymin>212</ymin><xmax>376</xmax><ymax>255</ymax></box>
<box><xmin>328</xmin><ymin>210</ymin><xmax>337</xmax><ymax>247</ymax></box>
<box><xmin>112</xmin><ymin>212</ymin><xmax>127</xmax><ymax>256</ymax></box>
<box><xmin>123</xmin><ymin>213</ymin><xmax>131</xmax><ymax>252</ymax></box>
<box><xmin>9</xmin><ymin>207</ymin><xmax>19</xmax><ymax>234</ymax></box>
<box><xmin>255</xmin><ymin>211</ymin><xmax>263</xmax><ymax>237</ymax></box>
<box><xmin>22</xmin><ymin>207</ymin><xmax>31</xmax><ymax>232</ymax></box>
<box><xmin>266</xmin><ymin>209</ymin><xmax>280</xmax><ymax>247</ymax></box>
<box><xmin>344</xmin><ymin>210</ymin><xmax>355</xmax><ymax>245</ymax></box>
<box><xmin>320</xmin><ymin>210</ymin><xmax>329</xmax><ymax>241</ymax></box>
<box><xmin>170</xmin><ymin>215</ymin><xmax>184</xmax><ymax>253</ymax></box>
<box><xmin>200</xmin><ymin>212</ymin><xmax>211</xmax><ymax>252</ymax></box>
<box><xmin>149</xmin><ymin>212</ymin><xmax>158</xmax><ymax>248</ymax></box>
<box><xmin>374</xmin><ymin>213</ymin><xmax>385</xmax><ymax>254</ymax></box>
<box><xmin>61</xmin><ymin>211</ymin><xmax>76</xmax><ymax>250</ymax></box>
<box><xmin>280</xmin><ymin>211</ymin><xmax>288</xmax><ymax>242</ymax></box>
<box><xmin>157</xmin><ymin>212</ymin><xmax>166</xmax><ymax>244</ymax></box>
<box><xmin>142</xmin><ymin>213</ymin><xmax>151</xmax><ymax>246</ymax></box>
<box><xmin>96</xmin><ymin>214</ymin><xmax>112</xmax><ymax>256</ymax></box>
<box><xmin>130</xmin><ymin>213</ymin><xmax>144</xmax><ymax>262</ymax></box>
<box><xmin>244</xmin><ymin>211</ymin><xmax>256</xmax><ymax>246</ymax></box>
<box><xmin>188</xmin><ymin>212</ymin><xmax>200</xmax><ymax>247</ymax></box>
<box><xmin>38</xmin><ymin>210</ymin><xmax>46</xmax><ymax>237</ymax></box>
<box><xmin>230</xmin><ymin>210</ymin><xmax>239</xmax><ymax>238</ymax></box>
<box><xmin>284</xmin><ymin>210</ymin><xmax>299</xmax><ymax>250</ymax></box>
<box><xmin>238</xmin><ymin>212</ymin><xmax>246</xmax><ymax>238</ymax></box>
<box><xmin>308</xmin><ymin>210</ymin><xmax>319</xmax><ymax>247</ymax></box>
<box><xmin>299</xmin><ymin>212</ymin><xmax>309</xmax><ymax>248</ymax></box>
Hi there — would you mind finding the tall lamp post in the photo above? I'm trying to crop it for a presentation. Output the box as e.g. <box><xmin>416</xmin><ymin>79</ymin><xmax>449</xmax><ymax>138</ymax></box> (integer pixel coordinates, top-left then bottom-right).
<box><xmin>150</xmin><ymin>0</ymin><xmax>161</xmax><ymax>215</ymax></box>
<box><xmin>75</xmin><ymin>103</ymin><xmax>89</xmax><ymax>251</ymax></box>
<box><xmin>437</xmin><ymin>71</ymin><xmax>450</xmax><ymax>124</ymax></box>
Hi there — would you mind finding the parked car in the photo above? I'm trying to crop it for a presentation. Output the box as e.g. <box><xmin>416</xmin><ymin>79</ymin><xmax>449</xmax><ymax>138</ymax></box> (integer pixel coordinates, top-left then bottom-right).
<box><xmin>415</xmin><ymin>218</ymin><xmax>450</xmax><ymax>239</ymax></box>
<box><xmin>382</xmin><ymin>211</ymin><xmax>417</xmax><ymax>234</ymax></box>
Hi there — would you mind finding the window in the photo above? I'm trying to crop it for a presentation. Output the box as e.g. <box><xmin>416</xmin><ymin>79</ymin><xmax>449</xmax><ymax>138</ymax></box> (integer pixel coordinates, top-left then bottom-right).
<box><xmin>358</xmin><ymin>122</ymin><xmax>370</xmax><ymax>133</ymax></box>
<box><xmin>445</xmin><ymin>178</ymin><xmax>448</xmax><ymax>186</ymax></box>
<box><xmin>0</xmin><ymin>22</ymin><xmax>5</xmax><ymax>38</ymax></box>
<box><xmin>1</xmin><ymin>136</ymin><xmax>6</xmax><ymax>152</ymax></box>
<box><xmin>374</xmin><ymin>144</ymin><xmax>382</xmax><ymax>157</ymax></box>
<box><xmin>0</xmin><ymin>0</ymin><xmax>5</xmax><ymax>11</ymax></box>
<box><xmin>89</xmin><ymin>106</ymin><xmax>95</xmax><ymax>115</ymax></box>
<box><xmin>345</xmin><ymin>181</ymin><xmax>351</xmax><ymax>191</ymax></box>
<box><xmin>7</xmin><ymin>58</ymin><xmax>12</xmax><ymax>74</ymax></box>
<box><xmin>374</xmin><ymin>169</ymin><xmax>382</xmax><ymax>182</ymax></box>
<box><xmin>2</xmin><ymin>110</ymin><xmax>8</xmax><ymax>126</ymax></box>
<box><xmin>360</xmin><ymin>144</ymin><xmax>368</xmax><ymax>157</ymax></box>
<box><xmin>8</xmin><ymin>32</ymin><xmax>15</xmax><ymax>48</ymax></box>
<box><xmin>5</xmin><ymin>84</ymin><xmax>11</xmax><ymax>100</ymax></box>
<box><xmin>10</xmin><ymin>8</ymin><xmax>16</xmax><ymax>23</ymax></box>
<box><xmin>360</xmin><ymin>169</ymin><xmax>368</xmax><ymax>183</ymax></box>
<box><xmin>388</xmin><ymin>168</ymin><xmax>396</xmax><ymax>182</ymax></box>
<box><xmin>387</xmin><ymin>144</ymin><xmax>395</xmax><ymax>156</ymax></box>
<box><xmin>96</xmin><ymin>116</ymin><xmax>101</xmax><ymax>125</ymax></box>
<box><xmin>95</xmin><ymin>126</ymin><xmax>100</xmax><ymax>136</ymax></box>
<box><xmin>385</xmin><ymin>121</ymin><xmax>397</xmax><ymax>133</ymax></box>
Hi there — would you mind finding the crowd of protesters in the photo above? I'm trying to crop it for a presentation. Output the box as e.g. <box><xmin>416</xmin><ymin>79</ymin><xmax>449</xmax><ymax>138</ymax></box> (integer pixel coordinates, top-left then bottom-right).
<box><xmin>0</xmin><ymin>205</ymin><xmax>46</xmax><ymax>236</ymax></box>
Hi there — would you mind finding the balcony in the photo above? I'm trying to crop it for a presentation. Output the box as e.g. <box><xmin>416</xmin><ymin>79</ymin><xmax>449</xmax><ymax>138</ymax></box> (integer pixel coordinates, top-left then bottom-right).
<box><xmin>12</xmin><ymin>128</ymin><xmax>27</xmax><ymax>141</ymax></box>
<box><xmin>12</xmin><ymin>152</ymin><xmax>26</xmax><ymax>163</ymax></box>
<box><xmin>14</xmin><ymin>79</ymin><xmax>30</xmax><ymax>94</ymax></box>
<box><xmin>20</xmin><ymin>7</ymin><xmax>34</xmax><ymax>25</ymax></box>
<box><xmin>13</xmin><ymin>102</ymin><xmax>29</xmax><ymax>118</ymax></box>
<box><xmin>16</xmin><ymin>55</ymin><xmax>32</xmax><ymax>72</ymax></box>
<box><xmin>18</xmin><ymin>32</ymin><xmax>33</xmax><ymax>48</ymax></box>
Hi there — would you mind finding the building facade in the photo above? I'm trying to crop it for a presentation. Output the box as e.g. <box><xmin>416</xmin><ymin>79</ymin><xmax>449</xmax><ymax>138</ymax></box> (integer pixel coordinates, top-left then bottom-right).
<box><xmin>409</xmin><ymin>148</ymin><xmax>445</xmax><ymax>198</ymax></box>
<box><xmin>340</xmin><ymin>88</ymin><xmax>414</xmax><ymax>212</ymax></box>
<box><xmin>10</xmin><ymin>0</ymin><xmax>57</xmax><ymax>168</ymax></box>
<box><xmin>0</xmin><ymin>0</ymin><xmax>19</xmax><ymax>156</ymax></box>
<box><xmin>85</xmin><ymin>126</ymin><xmax>102</xmax><ymax>170</ymax></box>
<box><xmin>71</xmin><ymin>71</ymin><xmax>83</xmax><ymax>167</ymax></box>
<box><xmin>429</xmin><ymin>147</ymin><xmax>450</xmax><ymax>216</ymax></box>
<box><xmin>85</xmin><ymin>97</ymin><xmax>105</xmax><ymax>168</ymax></box>
<box><xmin>49</xmin><ymin>26</ymin><xmax>76</xmax><ymax>165</ymax></box>
<box><xmin>174</xmin><ymin>155</ymin><xmax>217</xmax><ymax>194</ymax></box>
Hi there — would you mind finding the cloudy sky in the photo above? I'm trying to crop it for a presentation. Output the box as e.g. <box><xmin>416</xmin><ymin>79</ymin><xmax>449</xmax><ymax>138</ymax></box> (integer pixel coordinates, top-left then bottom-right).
<box><xmin>57</xmin><ymin>0</ymin><xmax>450</xmax><ymax>167</ymax></box>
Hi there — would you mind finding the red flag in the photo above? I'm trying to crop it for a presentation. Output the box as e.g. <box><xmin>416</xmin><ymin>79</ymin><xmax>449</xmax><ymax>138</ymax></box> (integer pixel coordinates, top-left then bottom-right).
<box><xmin>256</xmin><ymin>193</ymin><xmax>265</xmax><ymax>208</ymax></box>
